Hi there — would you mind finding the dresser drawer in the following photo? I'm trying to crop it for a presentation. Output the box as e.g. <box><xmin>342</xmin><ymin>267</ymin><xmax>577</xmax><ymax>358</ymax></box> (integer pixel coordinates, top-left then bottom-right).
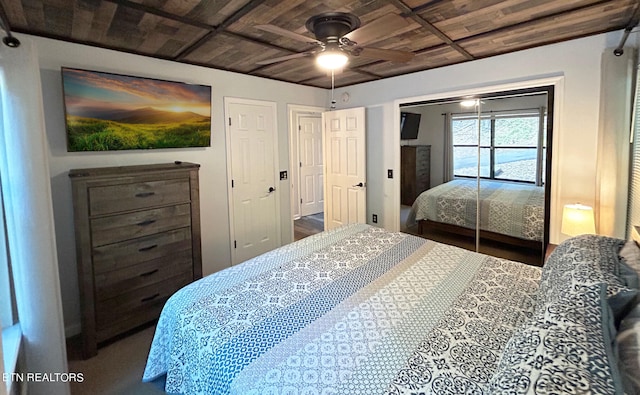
<box><xmin>94</xmin><ymin>249</ymin><xmax>193</xmax><ymax>301</ymax></box>
<box><xmin>93</xmin><ymin>227</ymin><xmax>192</xmax><ymax>274</ymax></box>
<box><xmin>89</xmin><ymin>178</ymin><xmax>190</xmax><ymax>216</ymax></box>
<box><xmin>91</xmin><ymin>204</ymin><xmax>191</xmax><ymax>247</ymax></box>
<box><xmin>416</xmin><ymin>150</ymin><xmax>430</xmax><ymax>162</ymax></box>
<box><xmin>95</xmin><ymin>272</ymin><xmax>191</xmax><ymax>328</ymax></box>
<box><xmin>95</xmin><ymin>275</ymin><xmax>191</xmax><ymax>342</ymax></box>
<box><xmin>96</xmin><ymin>303</ymin><xmax>165</xmax><ymax>343</ymax></box>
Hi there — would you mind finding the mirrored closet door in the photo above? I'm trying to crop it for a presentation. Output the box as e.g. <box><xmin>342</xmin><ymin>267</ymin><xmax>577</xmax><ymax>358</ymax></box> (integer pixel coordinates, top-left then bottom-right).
<box><xmin>400</xmin><ymin>97</ymin><xmax>479</xmax><ymax>252</ymax></box>
<box><xmin>399</xmin><ymin>87</ymin><xmax>553</xmax><ymax>266</ymax></box>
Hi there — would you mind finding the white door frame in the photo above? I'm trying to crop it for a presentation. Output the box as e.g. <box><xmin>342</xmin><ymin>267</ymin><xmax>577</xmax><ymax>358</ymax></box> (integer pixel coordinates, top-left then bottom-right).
<box><xmin>392</xmin><ymin>76</ymin><xmax>564</xmax><ymax>240</ymax></box>
<box><xmin>225</xmin><ymin>97</ymin><xmax>281</xmax><ymax>265</ymax></box>
<box><xmin>288</xmin><ymin>104</ymin><xmax>325</xmax><ymax>239</ymax></box>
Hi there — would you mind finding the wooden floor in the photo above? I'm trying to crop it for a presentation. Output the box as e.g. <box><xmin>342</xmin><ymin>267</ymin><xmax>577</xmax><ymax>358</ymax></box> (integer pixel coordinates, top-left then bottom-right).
<box><xmin>418</xmin><ymin>227</ymin><xmax>543</xmax><ymax>266</ymax></box>
<box><xmin>400</xmin><ymin>205</ymin><xmax>544</xmax><ymax>266</ymax></box>
<box><xmin>294</xmin><ymin>212</ymin><xmax>324</xmax><ymax>241</ymax></box>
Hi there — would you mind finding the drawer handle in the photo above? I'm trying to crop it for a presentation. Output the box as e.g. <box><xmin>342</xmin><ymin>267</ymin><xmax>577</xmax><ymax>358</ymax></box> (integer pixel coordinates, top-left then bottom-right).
<box><xmin>141</xmin><ymin>293</ymin><xmax>160</xmax><ymax>303</ymax></box>
<box><xmin>139</xmin><ymin>269</ymin><xmax>159</xmax><ymax>277</ymax></box>
<box><xmin>136</xmin><ymin>219</ymin><xmax>157</xmax><ymax>227</ymax></box>
<box><xmin>135</xmin><ymin>191</ymin><xmax>156</xmax><ymax>198</ymax></box>
<box><xmin>138</xmin><ymin>244</ymin><xmax>158</xmax><ymax>252</ymax></box>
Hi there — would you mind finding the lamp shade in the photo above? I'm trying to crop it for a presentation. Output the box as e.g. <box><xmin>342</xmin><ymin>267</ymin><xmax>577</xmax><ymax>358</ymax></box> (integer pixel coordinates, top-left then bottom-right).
<box><xmin>561</xmin><ymin>203</ymin><xmax>596</xmax><ymax>236</ymax></box>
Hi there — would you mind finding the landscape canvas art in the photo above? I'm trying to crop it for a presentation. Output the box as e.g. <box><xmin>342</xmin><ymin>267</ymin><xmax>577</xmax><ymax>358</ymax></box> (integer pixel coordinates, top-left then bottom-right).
<box><xmin>62</xmin><ymin>68</ymin><xmax>211</xmax><ymax>151</ymax></box>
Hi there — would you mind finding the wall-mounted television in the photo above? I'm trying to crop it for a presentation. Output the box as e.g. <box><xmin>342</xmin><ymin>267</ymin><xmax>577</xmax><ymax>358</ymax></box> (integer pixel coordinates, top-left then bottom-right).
<box><xmin>400</xmin><ymin>112</ymin><xmax>421</xmax><ymax>140</ymax></box>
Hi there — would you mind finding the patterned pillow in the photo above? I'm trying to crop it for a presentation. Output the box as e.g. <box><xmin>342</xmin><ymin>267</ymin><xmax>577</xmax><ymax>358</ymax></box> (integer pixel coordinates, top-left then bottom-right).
<box><xmin>487</xmin><ymin>283</ymin><xmax>624</xmax><ymax>395</ymax></box>
<box><xmin>539</xmin><ymin>235</ymin><xmax>637</xmax><ymax>324</ymax></box>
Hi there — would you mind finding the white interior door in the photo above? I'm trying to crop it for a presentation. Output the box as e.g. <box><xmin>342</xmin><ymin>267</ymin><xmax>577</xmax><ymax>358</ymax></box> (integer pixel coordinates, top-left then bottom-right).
<box><xmin>227</xmin><ymin>99</ymin><xmax>279</xmax><ymax>264</ymax></box>
<box><xmin>299</xmin><ymin>115</ymin><xmax>324</xmax><ymax>217</ymax></box>
<box><xmin>323</xmin><ymin>107</ymin><xmax>367</xmax><ymax>230</ymax></box>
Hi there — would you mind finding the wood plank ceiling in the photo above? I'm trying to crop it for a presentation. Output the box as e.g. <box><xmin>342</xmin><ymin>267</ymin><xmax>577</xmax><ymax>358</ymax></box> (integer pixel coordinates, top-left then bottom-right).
<box><xmin>0</xmin><ymin>0</ymin><xmax>638</xmax><ymax>88</ymax></box>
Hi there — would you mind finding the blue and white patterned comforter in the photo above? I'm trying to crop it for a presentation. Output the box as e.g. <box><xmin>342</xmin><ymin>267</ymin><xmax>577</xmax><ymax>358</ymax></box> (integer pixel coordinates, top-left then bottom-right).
<box><xmin>143</xmin><ymin>224</ymin><xmax>541</xmax><ymax>394</ymax></box>
<box><xmin>408</xmin><ymin>179</ymin><xmax>544</xmax><ymax>241</ymax></box>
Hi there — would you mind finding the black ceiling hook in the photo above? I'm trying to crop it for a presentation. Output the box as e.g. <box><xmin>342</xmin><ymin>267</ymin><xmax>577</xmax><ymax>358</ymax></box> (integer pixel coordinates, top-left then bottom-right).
<box><xmin>3</xmin><ymin>35</ymin><xmax>19</xmax><ymax>48</ymax></box>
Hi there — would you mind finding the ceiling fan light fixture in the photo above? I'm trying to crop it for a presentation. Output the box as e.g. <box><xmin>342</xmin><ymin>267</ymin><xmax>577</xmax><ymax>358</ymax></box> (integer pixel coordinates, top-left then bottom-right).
<box><xmin>460</xmin><ymin>99</ymin><xmax>479</xmax><ymax>108</ymax></box>
<box><xmin>316</xmin><ymin>47</ymin><xmax>348</xmax><ymax>70</ymax></box>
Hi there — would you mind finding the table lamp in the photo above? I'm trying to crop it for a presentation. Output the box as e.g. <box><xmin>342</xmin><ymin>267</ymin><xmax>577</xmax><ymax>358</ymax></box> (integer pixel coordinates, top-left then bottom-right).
<box><xmin>561</xmin><ymin>203</ymin><xmax>596</xmax><ymax>236</ymax></box>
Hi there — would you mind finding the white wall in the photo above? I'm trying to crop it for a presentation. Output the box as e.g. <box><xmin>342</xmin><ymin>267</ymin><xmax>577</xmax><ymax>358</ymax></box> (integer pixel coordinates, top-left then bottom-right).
<box><xmin>332</xmin><ymin>31</ymin><xmax>637</xmax><ymax>244</ymax></box>
<box><xmin>25</xmin><ymin>34</ymin><xmax>328</xmax><ymax>337</ymax></box>
<box><xmin>401</xmin><ymin>106</ymin><xmax>447</xmax><ymax>186</ymax></box>
<box><xmin>2</xmin><ymin>37</ymin><xmax>68</xmax><ymax>394</ymax></box>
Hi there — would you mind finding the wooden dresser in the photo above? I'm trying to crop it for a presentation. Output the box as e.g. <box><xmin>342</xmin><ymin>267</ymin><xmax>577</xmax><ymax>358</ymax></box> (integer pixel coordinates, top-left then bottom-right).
<box><xmin>69</xmin><ymin>162</ymin><xmax>202</xmax><ymax>358</ymax></box>
<box><xmin>400</xmin><ymin>145</ymin><xmax>431</xmax><ymax>206</ymax></box>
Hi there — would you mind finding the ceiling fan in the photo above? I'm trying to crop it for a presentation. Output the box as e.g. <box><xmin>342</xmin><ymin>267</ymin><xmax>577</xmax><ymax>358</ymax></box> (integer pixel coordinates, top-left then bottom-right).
<box><xmin>254</xmin><ymin>12</ymin><xmax>415</xmax><ymax>69</ymax></box>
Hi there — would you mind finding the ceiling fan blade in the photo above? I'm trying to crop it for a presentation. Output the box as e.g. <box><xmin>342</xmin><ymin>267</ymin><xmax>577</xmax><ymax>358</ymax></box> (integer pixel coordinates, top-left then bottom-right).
<box><xmin>358</xmin><ymin>47</ymin><xmax>415</xmax><ymax>63</ymax></box>
<box><xmin>255</xmin><ymin>24</ymin><xmax>321</xmax><ymax>45</ymax></box>
<box><xmin>344</xmin><ymin>13</ymin><xmax>410</xmax><ymax>46</ymax></box>
<box><xmin>256</xmin><ymin>52</ymin><xmax>313</xmax><ymax>65</ymax></box>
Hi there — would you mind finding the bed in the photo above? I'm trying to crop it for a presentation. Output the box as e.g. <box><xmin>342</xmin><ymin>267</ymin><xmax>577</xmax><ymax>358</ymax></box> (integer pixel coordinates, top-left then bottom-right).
<box><xmin>143</xmin><ymin>223</ymin><xmax>639</xmax><ymax>394</ymax></box>
<box><xmin>407</xmin><ymin>179</ymin><xmax>545</xmax><ymax>250</ymax></box>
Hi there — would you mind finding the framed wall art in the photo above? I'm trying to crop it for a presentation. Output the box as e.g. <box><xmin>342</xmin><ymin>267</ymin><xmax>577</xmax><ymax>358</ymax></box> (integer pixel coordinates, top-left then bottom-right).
<box><xmin>61</xmin><ymin>67</ymin><xmax>211</xmax><ymax>151</ymax></box>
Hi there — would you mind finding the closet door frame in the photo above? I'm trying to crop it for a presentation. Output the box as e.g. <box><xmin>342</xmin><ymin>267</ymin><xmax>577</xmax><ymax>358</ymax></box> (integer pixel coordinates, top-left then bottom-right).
<box><xmin>393</xmin><ymin>76</ymin><xmax>563</xmax><ymax>257</ymax></box>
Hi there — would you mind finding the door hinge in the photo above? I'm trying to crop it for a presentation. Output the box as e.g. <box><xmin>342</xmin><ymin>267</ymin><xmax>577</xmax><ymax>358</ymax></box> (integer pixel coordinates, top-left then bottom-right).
<box><xmin>298</xmin><ymin>125</ymin><xmax>301</xmax><ymax>131</ymax></box>
<box><xmin>228</xmin><ymin>117</ymin><xmax>232</xmax><ymax>126</ymax></box>
<box><xmin>299</xmin><ymin>162</ymin><xmax>302</xmax><ymax>168</ymax></box>
<box><xmin>234</xmin><ymin>240</ymin><xmax>237</xmax><ymax>249</ymax></box>
<box><xmin>231</xmin><ymin>179</ymin><xmax>234</xmax><ymax>188</ymax></box>
<box><xmin>300</xmin><ymin>198</ymin><xmax>303</xmax><ymax>204</ymax></box>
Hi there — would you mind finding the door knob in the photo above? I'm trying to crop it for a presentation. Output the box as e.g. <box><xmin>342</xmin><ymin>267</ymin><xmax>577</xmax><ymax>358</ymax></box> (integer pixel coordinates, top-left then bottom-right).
<box><xmin>353</xmin><ymin>182</ymin><xmax>364</xmax><ymax>187</ymax></box>
<box><xmin>268</xmin><ymin>186</ymin><xmax>276</xmax><ymax>193</ymax></box>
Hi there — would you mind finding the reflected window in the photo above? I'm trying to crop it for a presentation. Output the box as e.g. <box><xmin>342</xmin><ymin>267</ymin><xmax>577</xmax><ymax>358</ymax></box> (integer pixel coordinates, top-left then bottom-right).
<box><xmin>452</xmin><ymin>109</ymin><xmax>546</xmax><ymax>184</ymax></box>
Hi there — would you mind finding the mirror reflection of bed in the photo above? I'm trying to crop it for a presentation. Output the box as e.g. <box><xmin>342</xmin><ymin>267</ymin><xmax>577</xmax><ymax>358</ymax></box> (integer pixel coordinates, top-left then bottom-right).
<box><xmin>399</xmin><ymin>88</ymin><xmax>552</xmax><ymax>266</ymax></box>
